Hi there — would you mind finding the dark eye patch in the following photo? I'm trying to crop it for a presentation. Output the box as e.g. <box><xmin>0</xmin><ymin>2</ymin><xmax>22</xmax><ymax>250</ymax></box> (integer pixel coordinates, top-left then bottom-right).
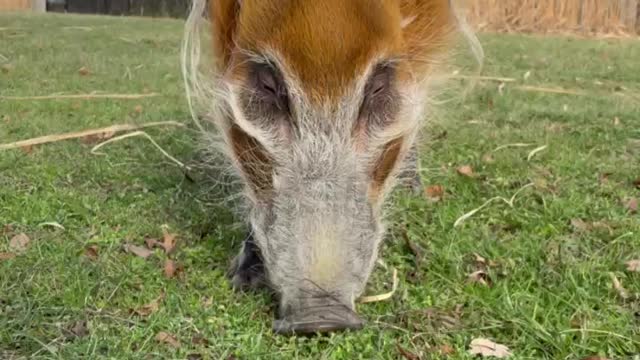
<box><xmin>358</xmin><ymin>63</ymin><xmax>399</xmax><ymax>129</ymax></box>
<box><xmin>249</xmin><ymin>62</ymin><xmax>290</xmax><ymax>114</ymax></box>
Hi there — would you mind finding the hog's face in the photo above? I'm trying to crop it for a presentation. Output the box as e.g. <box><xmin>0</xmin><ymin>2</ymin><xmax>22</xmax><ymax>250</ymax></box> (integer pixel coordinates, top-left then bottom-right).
<box><xmin>186</xmin><ymin>0</ymin><xmax>460</xmax><ymax>334</ymax></box>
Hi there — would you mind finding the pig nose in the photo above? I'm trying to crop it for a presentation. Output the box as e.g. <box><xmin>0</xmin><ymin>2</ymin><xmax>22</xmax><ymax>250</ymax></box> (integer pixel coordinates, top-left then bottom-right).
<box><xmin>272</xmin><ymin>304</ymin><xmax>364</xmax><ymax>335</ymax></box>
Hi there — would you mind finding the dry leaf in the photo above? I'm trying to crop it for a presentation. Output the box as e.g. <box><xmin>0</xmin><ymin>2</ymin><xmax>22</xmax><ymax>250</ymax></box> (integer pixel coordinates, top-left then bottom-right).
<box><xmin>123</xmin><ymin>243</ymin><xmax>154</xmax><ymax>259</ymax></box>
<box><xmin>187</xmin><ymin>354</ymin><xmax>203</xmax><ymax>360</ymax></box>
<box><xmin>468</xmin><ymin>338</ymin><xmax>512</xmax><ymax>358</ymax></box>
<box><xmin>625</xmin><ymin>197</ymin><xmax>638</xmax><ymax>214</ymax></box>
<box><xmin>467</xmin><ymin>270</ymin><xmax>492</xmax><ymax>287</ymax></box>
<box><xmin>474</xmin><ymin>253</ymin><xmax>486</xmax><ymax>265</ymax></box>
<box><xmin>397</xmin><ymin>345</ymin><xmax>420</xmax><ymax>360</ymax></box>
<box><xmin>20</xmin><ymin>145</ymin><xmax>33</xmax><ymax>154</ymax></box>
<box><xmin>9</xmin><ymin>233</ymin><xmax>30</xmax><ymax>253</ymax></box>
<box><xmin>633</xmin><ymin>178</ymin><xmax>640</xmax><ymax>190</ymax></box>
<box><xmin>437</xmin><ymin>344</ymin><xmax>456</xmax><ymax>355</ymax></box>
<box><xmin>0</xmin><ymin>252</ymin><xmax>16</xmax><ymax>261</ymax></box>
<box><xmin>191</xmin><ymin>334</ymin><xmax>209</xmax><ymax>346</ymax></box>
<box><xmin>155</xmin><ymin>331</ymin><xmax>180</xmax><ymax>348</ymax></box>
<box><xmin>457</xmin><ymin>165</ymin><xmax>474</xmax><ymax>178</ymax></box>
<box><xmin>425</xmin><ymin>185</ymin><xmax>445</xmax><ymax>202</ymax></box>
<box><xmin>625</xmin><ymin>259</ymin><xmax>640</xmax><ymax>272</ymax></box>
<box><xmin>612</xmin><ymin>117</ymin><xmax>621</xmax><ymax>126</ymax></box>
<box><xmin>161</xmin><ymin>228</ymin><xmax>177</xmax><ymax>254</ymax></box>
<box><xmin>134</xmin><ymin>105</ymin><xmax>143</xmax><ymax>114</ymax></box>
<box><xmin>132</xmin><ymin>292</ymin><xmax>165</xmax><ymax>316</ymax></box>
<box><xmin>164</xmin><ymin>259</ymin><xmax>177</xmax><ymax>278</ymax></box>
<box><xmin>580</xmin><ymin>356</ymin><xmax>611</xmax><ymax>360</ymax></box>
<box><xmin>608</xmin><ymin>272</ymin><xmax>629</xmax><ymax>300</ymax></box>
<box><xmin>144</xmin><ymin>237</ymin><xmax>160</xmax><ymax>249</ymax></box>
<box><xmin>84</xmin><ymin>245</ymin><xmax>99</xmax><ymax>260</ymax></box>
<box><xmin>571</xmin><ymin>218</ymin><xmax>591</xmax><ymax>233</ymax></box>
<box><xmin>78</xmin><ymin>66</ymin><xmax>90</xmax><ymax>76</ymax></box>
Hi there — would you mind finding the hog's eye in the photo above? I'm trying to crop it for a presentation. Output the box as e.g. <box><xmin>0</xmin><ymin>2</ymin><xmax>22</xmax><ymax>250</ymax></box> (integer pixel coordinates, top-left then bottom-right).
<box><xmin>359</xmin><ymin>63</ymin><xmax>398</xmax><ymax>128</ymax></box>
<box><xmin>251</xmin><ymin>63</ymin><xmax>290</xmax><ymax>114</ymax></box>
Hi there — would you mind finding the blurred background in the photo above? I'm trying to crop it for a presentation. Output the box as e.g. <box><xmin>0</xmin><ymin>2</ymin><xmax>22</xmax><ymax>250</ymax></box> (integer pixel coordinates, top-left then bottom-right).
<box><xmin>1</xmin><ymin>0</ymin><xmax>639</xmax><ymax>36</ymax></box>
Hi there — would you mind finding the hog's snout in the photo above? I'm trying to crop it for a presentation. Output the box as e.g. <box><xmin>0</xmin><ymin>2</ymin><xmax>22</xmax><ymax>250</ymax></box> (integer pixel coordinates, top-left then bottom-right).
<box><xmin>273</xmin><ymin>297</ymin><xmax>364</xmax><ymax>335</ymax></box>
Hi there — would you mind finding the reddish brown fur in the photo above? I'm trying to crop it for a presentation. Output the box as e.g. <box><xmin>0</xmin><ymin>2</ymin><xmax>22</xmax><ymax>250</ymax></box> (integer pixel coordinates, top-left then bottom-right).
<box><xmin>210</xmin><ymin>0</ymin><xmax>456</xmax><ymax>199</ymax></box>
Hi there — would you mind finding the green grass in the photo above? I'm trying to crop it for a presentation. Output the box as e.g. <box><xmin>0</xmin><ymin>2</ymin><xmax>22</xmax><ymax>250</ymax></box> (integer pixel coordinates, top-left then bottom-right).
<box><xmin>1</xmin><ymin>13</ymin><xmax>639</xmax><ymax>360</ymax></box>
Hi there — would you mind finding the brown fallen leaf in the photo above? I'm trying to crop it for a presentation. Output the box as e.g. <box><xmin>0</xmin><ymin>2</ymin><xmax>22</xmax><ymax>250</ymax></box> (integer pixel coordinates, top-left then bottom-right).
<box><xmin>78</xmin><ymin>66</ymin><xmax>90</xmax><ymax>76</ymax></box>
<box><xmin>84</xmin><ymin>245</ymin><xmax>99</xmax><ymax>260</ymax></box>
<box><xmin>144</xmin><ymin>237</ymin><xmax>161</xmax><ymax>249</ymax></box>
<box><xmin>468</xmin><ymin>338</ymin><xmax>512</xmax><ymax>358</ymax></box>
<box><xmin>571</xmin><ymin>218</ymin><xmax>591</xmax><ymax>233</ymax></box>
<box><xmin>0</xmin><ymin>252</ymin><xmax>16</xmax><ymax>261</ymax></box>
<box><xmin>155</xmin><ymin>331</ymin><xmax>180</xmax><ymax>348</ymax></box>
<box><xmin>425</xmin><ymin>185</ymin><xmax>445</xmax><ymax>202</ymax></box>
<box><xmin>123</xmin><ymin>243</ymin><xmax>154</xmax><ymax>259</ymax></box>
<box><xmin>9</xmin><ymin>233</ymin><xmax>30</xmax><ymax>253</ymax></box>
<box><xmin>633</xmin><ymin>178</ymin><xmax>640</xmax><ymax>190</ymax></box>
<box><xmin>191</xmin><ymin>334</ymin><xmax>209</xmax><ymax>346</ymax></box>
<box><xmin>164</xmin><ymin>259</ymin><xmax>178</xmax><ymax>278</ymax></box>
<box><xmin>457</xmin><ymin>165</ymin><xmax>474</xmax><ymax>178</ymax></box>
<box><xmin>397</xmin><ymin>344</ymin><xmax>420</xmax><ymax>360</ymax></box>
<box><xmin>467</xmin><ymin>270</ymin><xmax>492</xmax><ymax>287</ymax></box>
<box><xmin>132</xmin><ymin>292</ymin><xmax>165</xmax><ymax>316</ymax></box>
<box><xmin>625</xmin><ymin>259</ymin><xmax>640</xmax><ymax>272</ymax></box>
<box><xmin>134</xmin><ymin>105</ymin><xmax>143</xmax><ymax>114</ymax></box>
<box><xmin>436</xmin><ymin>344</ymin><xmax>456</xmax><ymax>355</ymax></box>
<box><xmin>625</xmin><ymin>197</ymin><xmax>638</xmax><ymax>214</ymax></box>
<box><xmin>161</xmin><ymin>227</ymin><xmax>177</xmax><ymax>254</ymax></box>
<box><xmin>20</xmin><ymin>145</ymin><xmax>33</xmax><ymax>154</ymax></box>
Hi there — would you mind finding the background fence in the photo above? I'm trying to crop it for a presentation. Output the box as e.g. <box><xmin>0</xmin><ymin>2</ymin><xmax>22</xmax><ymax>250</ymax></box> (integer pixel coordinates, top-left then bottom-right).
<box><xmin>463</xmin><ymin>0</ymin><xmax>639</xmax><ymax>35</ymax></box>
<box><xmin>0</xmin><ymin>0</ymin><xmax>31</xmax><ymax>11</ymax></box>
<box><xmin>2</xmin><ymin>0</ymin><xmax>638</xmax><ymax>35</ymax></box>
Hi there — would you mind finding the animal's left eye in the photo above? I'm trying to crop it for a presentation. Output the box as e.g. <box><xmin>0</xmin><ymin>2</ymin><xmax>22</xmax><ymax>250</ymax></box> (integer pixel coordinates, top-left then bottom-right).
<box><xmin>250</xmin><ymin>62</ymin><xmax>290</xmax><ymax>113</ymax></box>
<box><xmin>366</xmin><ymin>64</ymin><xmax>394</xmax><ymax>99</ymax></box>
<box><xmin>358</xmin><ymin>63</ymin><xmax>398</xmax><ymax>128</ymax></box>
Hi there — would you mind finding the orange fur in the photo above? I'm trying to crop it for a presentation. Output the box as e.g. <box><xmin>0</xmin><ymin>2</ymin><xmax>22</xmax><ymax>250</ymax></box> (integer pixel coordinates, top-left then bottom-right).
<box><xmin>211</xmin><ymin>0</ymin><xmax>455</xmax><ymax>100</ymax></box>
<box><xmin>208</xmin><ymin>0</ymin><xmax>457</xmax><ymax>200</ymax></box>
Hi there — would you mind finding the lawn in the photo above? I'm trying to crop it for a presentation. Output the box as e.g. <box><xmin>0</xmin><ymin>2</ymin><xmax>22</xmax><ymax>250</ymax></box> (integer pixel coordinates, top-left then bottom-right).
<box><xmin>1</xmin><ymin>13</ymin><xmax>639</xmax><ymax>360</ymax></box>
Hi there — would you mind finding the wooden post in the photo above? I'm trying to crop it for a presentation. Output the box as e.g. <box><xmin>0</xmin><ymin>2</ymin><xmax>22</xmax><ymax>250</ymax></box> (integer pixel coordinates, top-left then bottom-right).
<box><xmin>31</xmin><ymin>0</ymin><xmax>46</xmax><ymax>12</ymax></box>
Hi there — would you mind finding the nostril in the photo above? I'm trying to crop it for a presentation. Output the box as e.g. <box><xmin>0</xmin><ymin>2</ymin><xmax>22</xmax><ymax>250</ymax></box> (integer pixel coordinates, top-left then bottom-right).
<box><xmin>272</xmin><ymin>306</ymin><xmax>364</xmax><ymax>335</ymax></box>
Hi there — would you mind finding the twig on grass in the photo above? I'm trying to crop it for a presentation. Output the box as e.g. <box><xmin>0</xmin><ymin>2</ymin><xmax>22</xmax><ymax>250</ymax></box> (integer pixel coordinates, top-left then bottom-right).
<box><xmin>514</xmin><ymin>85</ymin><xmax>586</xmax><ymax>96</ymax></box>
<box><xmin>454</xmin><ymin>183</ymin><xmax>534</xmax><ymax>227</ymax></box>
<box><xmin>359</xmin><ymin>268</ymin><xmax>398</xmax><ymax>304</ymax></box>
<box><xmin>0</xmin><ymin>93</ymin><xmax>160</xmax><ymax>101</ymax></box>
<box><xmin>527</xmin><ymin>145</ymin><xmax>548</xmax><ymax>161</ymax></box>
<box><xmin>0</xmin><ymin>121</ymin><xmax>185</xmax><ymax>151</ymax></box>
<box><xmin>493</xmin><ymin>143</ymin><xmax>537</xmax><ymax>152</ymax></box>
<box><xmin>451</xmin><ymin>74</ymin><xmax>517</xmax><ymax>83</ymax></box>
<box><xmin>91</xmin><ymin>131</ymin><xmax>190</xmax><ymax>170</ymax></box>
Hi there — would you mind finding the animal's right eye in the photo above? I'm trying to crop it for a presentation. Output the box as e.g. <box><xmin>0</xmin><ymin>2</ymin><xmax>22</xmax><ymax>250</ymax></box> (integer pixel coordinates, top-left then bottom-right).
<box><xmin>250</xmin><ymin>63</ymin><xmax>290</xmax><ymax>114</ymax></box>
